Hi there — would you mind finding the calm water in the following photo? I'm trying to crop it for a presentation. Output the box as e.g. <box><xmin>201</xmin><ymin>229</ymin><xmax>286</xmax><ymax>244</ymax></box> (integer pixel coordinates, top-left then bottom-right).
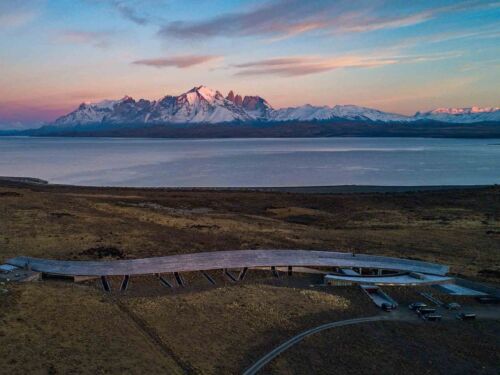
<box><xmin>1</xmin><ymin>137</ymin><xmax>499</xmax><ymax>187</ymax></box>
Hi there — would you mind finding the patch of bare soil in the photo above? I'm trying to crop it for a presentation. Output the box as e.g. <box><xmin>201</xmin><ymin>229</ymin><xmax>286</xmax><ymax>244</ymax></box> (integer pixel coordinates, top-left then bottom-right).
<box><xmin>79</xmin><ymin>246</ymin><xmax>126</xmax><ymax>259</ymax></box>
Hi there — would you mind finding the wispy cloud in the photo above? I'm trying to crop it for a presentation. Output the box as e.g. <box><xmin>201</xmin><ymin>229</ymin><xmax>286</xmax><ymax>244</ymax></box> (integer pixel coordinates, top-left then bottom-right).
<box><xmin>392</xmin><ymin>26</ymin><xmax>500</xmax><ymax>49</ymax></box>
<box><xmin>337</xmin><ymin>12</ymin><xmax>434</xmax><ymax>33</ymax></box>
<box><xmin>53</xmin><ymin>30</ymin><xmax>115</xmax><ymax>48</ymax></box>
<box><xmin>234</xmin><ymin>56</ymin><xmax>395</xmax><ymax>77</ymax></box>
<box><xmin>108</xmin><ymin>0</ymin><xmax>149</xmax><ymax>25</ymax></box>
<box><xmin>132</xmin><ymin>54</ymin><xmax>223</xmax><ymax>68</ymax></box>
<box><xmin>159</xmin><ymin>1</ymin><xmax>334</xmax><ymax>40</ymax></box>
<box><xmin>335</xmin><ymin>1</ymin><xmax>499</xmax><ymax>34</ymax></box>
<box><xmin>86</xmin><ymin>0</ymin><xmax>167</xmax><ymax>25</ymax></box>
<box><xmin>158</xmin><ymin>0</ymin><xmax>496</xmax><ymax>41</ymax></box>
<box><xmin>234</xmin><ymin>52</ymin><xmax>461</xmax><ymax>77</ymax></box>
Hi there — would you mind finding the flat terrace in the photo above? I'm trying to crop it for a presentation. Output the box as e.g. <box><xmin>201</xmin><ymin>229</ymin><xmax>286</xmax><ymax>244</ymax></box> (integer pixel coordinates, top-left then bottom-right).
<box><xmin>6</xmin><ymin>250</ymin><xmax>448</xmax><ymax>277</ymax></box>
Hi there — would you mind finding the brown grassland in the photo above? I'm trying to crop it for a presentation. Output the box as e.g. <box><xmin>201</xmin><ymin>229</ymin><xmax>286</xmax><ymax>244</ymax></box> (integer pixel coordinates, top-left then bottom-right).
<box><xmin>0</xmin><ymin>181</ymin><xmax>499</xmax><ymax>374</ymax></box>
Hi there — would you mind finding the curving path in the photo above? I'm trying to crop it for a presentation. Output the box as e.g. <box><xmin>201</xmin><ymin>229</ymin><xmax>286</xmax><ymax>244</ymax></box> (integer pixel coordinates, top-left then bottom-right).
<box><xmin>6</xmin><ymin>250</ymin><xmax>448</xmax><ymax>277</ymax></box>
<box><xmin>243</xmin><ymin>315</ymin><xmax>396</xmax><ymax>375</ymax></box>
<box><xmin>242</xmin><ymin>305</ymin><xmax>500</xmax><ymax>374</ymax></box>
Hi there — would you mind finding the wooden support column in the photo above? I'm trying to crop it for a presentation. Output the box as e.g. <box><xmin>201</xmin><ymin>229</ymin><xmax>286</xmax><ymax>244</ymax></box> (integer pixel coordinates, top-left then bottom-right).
<box><xmin>174</xmin><ymin>272</ymin><xmax>185</xmax><ymax>287</ymax></box>
<box><xmin>271</xmin><ymin>266</ymin><xmax>279</xmax><ymax>278</ymax></box>
<box><xmin>288</xmin><ymin>266</ymin><xmax>293</xmax><ymax>276</ymax></box>
<box><xmin>238</xmin><ymin>267</ymin><xmax>248</xmax><ymax>281</ymax></box>
<box><xmin>201</xmin><ymin>271</ymin><xmax>216</xmax><ymax>285</ymax></box>
<box><xmin>223</xmin><ymin>268</ymin><xmax>237</xmax><ymax>282</ymax></box>
<box><xmin>156</xmin><ymin>273</ymin><xmax>172</xmax><ymax>288</ymax></box>
<box><xmin>120</xmin><ymin>275</ymin><xmax>130</xmax><ymax>291</ymax></box>
<box><xmin>100</xmin><ymin>276</ymin><xmax>111</xmax><ymax>292</ymax></box>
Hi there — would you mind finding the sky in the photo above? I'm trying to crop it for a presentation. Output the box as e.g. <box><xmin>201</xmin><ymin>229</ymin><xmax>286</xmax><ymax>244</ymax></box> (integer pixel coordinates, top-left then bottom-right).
<box><xmin>0</xmin><ymin>0</ymin><xmax>499</xmax><ymax>129</ymax></box>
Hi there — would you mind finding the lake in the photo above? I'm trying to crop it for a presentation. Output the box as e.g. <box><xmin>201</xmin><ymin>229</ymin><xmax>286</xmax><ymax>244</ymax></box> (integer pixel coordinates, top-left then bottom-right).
<box><xmin>1</xmin><ymin>137</ymin><xmax>499</xmax><ymax>187</ymax></box>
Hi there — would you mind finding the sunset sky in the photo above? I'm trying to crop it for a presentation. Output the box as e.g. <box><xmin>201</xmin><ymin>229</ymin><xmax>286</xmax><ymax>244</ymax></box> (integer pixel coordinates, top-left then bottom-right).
<box><xmin>1</xmin><ymin>0</ymin><xmax>499</xmax><ymax>128</ymax></box>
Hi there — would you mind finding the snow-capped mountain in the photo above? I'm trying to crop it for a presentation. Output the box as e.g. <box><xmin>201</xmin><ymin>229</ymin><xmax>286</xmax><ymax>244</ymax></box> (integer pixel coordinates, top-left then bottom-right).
<box><xmin>54</xmin><ymin>96</ymin><xmax>144</xmax><ymax>126</ymax></box>
<box><xmin>53</xmin><ymin>86</ymin><xmax>499</xmax><ymax>126</ymax></box>
<box><xmin>54</xmin><ymin>86</ymin><xmax>252</xmax><ymax>126</ymax></box>
<box><xmin>269</xmin><ymin>104</ymin><xmax>410</xmax><ymax>122</ymax></box>
<box><xmin>414</xmin><ymin>107</ymin><xmax>500</xmax><ymax>123</ymax></box>
<box><xmin>146</xmin><ymin>86</ymin><xmax>252</xmax><ymax>124</ymax></box>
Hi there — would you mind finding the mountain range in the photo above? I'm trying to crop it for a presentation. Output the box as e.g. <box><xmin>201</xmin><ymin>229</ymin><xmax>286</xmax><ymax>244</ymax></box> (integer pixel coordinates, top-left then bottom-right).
<box><xmin>53</xmin><ymin>86</ymin><xmax>500</xmax><ymax>127</ymax></box>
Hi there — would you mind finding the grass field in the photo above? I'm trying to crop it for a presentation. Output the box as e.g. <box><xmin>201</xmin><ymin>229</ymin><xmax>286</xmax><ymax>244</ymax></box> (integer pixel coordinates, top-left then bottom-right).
<box><xmin>268</xmin><ymin>320</ymin><xmax>500</xmax><ymax>375</ymax></box>
<box><xmin>0</xmin><ymin>282</ymin><xmax>184</xmax><ymax>374</ymax></box>
<box><xmin>123</xmin><ymin>283</ymin><xmax>374</xmax><ymax>374</ymax></box>
<box><xmin>1</xmin><ymin>182</ymin><xmax>499</xmax><ymax>281</ymax></box>
<box><xmin>0</xmin><ymin>181</ymin><xmax>499</xmax><ymax>374</ymax></box>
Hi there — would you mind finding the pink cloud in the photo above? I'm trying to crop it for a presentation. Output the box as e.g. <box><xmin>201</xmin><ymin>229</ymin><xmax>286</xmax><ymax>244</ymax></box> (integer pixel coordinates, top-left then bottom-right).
<box><xmin>234</xmin><ymin>51</ymin><xmax>461</xmax><ymax>77</ymax></box>
<box><xmin>132</xmin><ymin>54</ymin><xmax>223</xmax><ymax>68</ymax></box>
<box><xmin>158</xmin><ymin>0</ymin><xmax>491</xmax><ymax>41</ymax></box>
<box><xmin>234</xmin><ymin>55</ymin><xmax>397</xmax><ymax>77</ymax></box>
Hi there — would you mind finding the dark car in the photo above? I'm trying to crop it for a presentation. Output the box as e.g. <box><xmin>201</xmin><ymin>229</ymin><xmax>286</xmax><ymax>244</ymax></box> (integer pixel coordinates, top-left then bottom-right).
<box><xmin>417</xmin><ymin>307</ymin><xmax>437</xmax><ymax>316</ymax></box>
<box><xmin>457</xmin><ymin>312</ymin><xmax>476</xmax><ymax>321</ymax></box>
<box><xmin>423</xmin><ymin>314</ymin><xmax>442</xmax><ymax>321</ymax></box>
<box><xmin>408</xmin><ymin>302</ymin><xmax>427</xmax><ymax>310</ymax></box>
<box><xmin>444</xmin><ymin>302</ymin><xmax>461</xmax><ymax>310</ymax></box>
<box><xmin>381</xmin><ymin>303</ymin><xmax>394</xmax><ymax>312</ymax></box>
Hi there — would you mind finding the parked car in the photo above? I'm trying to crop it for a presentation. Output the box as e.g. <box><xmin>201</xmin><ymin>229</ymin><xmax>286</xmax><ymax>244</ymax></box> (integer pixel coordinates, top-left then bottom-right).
<box><xmin>381</xmin><ymin>303</ymin><xmax>394</xmax><ymax>312</ymax></box>
<box><xmin>444</xmin><ymin>302</ymin><xmax>461</xmax><ymax>310</ymax></box>
<box><xmin>423</xmin><ymin>314</ymin><xmax>442</xmax><ymax>321</ymax></box>
<box><xmin>408</xmin><ymin>302</ymin><xmax>427</xmax><ymax>310</ymax></box>
<box><xmin>457</xmin><ymin>312</ymin><xmax>476</xmax><ymax>321</ymax></box>
<box><xmin>416</xmin><ymin>307</ymin><xmax>437</xmax><ymax>316</ymax></box>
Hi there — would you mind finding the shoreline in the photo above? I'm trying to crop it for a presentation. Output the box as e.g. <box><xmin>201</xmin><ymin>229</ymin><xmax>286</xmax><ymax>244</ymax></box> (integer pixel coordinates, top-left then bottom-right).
<box><xmin>3</xmin><ymin>135</ymin><xmax>500</xmax><ymax>142</ymax></box>
<box><xmin>0</xmin><ymin>176</ymin><xmax>495</xmax><ymax>194</ymax></box>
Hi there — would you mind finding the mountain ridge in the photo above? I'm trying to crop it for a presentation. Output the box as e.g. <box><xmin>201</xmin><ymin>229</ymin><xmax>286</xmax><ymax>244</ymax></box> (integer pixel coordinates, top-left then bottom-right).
<box><xmin>53</xmin><ymin>85</ymin><xmax>500</xmax><ymax>127</ymax></box>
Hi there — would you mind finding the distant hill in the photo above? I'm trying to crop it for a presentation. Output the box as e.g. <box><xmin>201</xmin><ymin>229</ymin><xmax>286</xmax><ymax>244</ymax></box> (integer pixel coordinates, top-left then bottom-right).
<box><xmin>20</xmin><ymin>120</ymin><xmax>500</xmax><ymax>139</ymax></box>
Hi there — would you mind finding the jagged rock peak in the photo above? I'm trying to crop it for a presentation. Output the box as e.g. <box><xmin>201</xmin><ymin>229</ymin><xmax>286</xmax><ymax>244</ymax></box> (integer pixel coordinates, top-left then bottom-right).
<box><xmin>52</xmin><ymin>86</ymin><xmax>500</xmax><ymax>126</ymax></box>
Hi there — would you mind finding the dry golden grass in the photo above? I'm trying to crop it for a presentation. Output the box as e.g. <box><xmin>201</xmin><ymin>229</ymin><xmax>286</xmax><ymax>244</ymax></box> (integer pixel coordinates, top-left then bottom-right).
<box><xmin>268</xmin><ymin>320</ymin><xmax>500</xmax><ymax>375</ymax></box>
<box><xmin>1</xmin><ymin>183</ymin><xmax>499</xmax><ymax>282</ymax></box>
<box><xmin>0</xmin><ymin>182</ymin><xmax>499</xmax><ymax>373</ymax></box>
<box><xmin>0</xmin><ymin>282</ymin><xmax>184</xmax><ymax>374</ymax></box>
<box><xmin>124</xmin><ymin>284</ymin><xmax>373</xmax><ymax>374</ymax></box>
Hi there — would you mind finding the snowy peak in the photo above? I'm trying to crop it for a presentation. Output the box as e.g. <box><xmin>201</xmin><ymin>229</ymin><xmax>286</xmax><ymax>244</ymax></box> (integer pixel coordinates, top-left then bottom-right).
<box><xmin>269</xmin><ymin>104</ymin><xmax>409</xmax><ymax>122</ymax></box>
<box><xmin>52</xmin><ymin>86</ymin><xmax>500</xmax><ymax>126</ymax></box>
<box><xmin>415</xmin><ymin>106</ymin><xmax>500</xmax><ymax>123</ymax></box>
<box><xmin>185</xmin><ymin>85</ymin><xmax>224</xmax><ymax>104</ymax></box>
<box><xmin>147</xmin><ymin>86</ymin><xmax>252</xmax><ymax>124</ymax></box>
<box><xmin>424</xmin><ymin>106</ymin><xmax>500</xmax><ymax>115</ymax></box>
<box><xmin>331</xmin><ymin>105</ymin><xmax>409</xmax><ymax>122</ymax></box>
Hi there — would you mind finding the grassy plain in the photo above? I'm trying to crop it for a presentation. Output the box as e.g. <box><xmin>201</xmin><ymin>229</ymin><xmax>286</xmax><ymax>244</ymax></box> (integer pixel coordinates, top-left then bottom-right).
<box><xmin>0</xmin><ymin>181</ymin><xmax>499</xmax><ymax>374</ymax></box>
<box><xmin>1</xmin><ymin>182</ymin><xmax>499</xmax><ymax>281</ymax></box>
<box><xmin>268</xmin><ymin>320</ymin><xmax>500</xmax><ymax>375</ymax></box>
